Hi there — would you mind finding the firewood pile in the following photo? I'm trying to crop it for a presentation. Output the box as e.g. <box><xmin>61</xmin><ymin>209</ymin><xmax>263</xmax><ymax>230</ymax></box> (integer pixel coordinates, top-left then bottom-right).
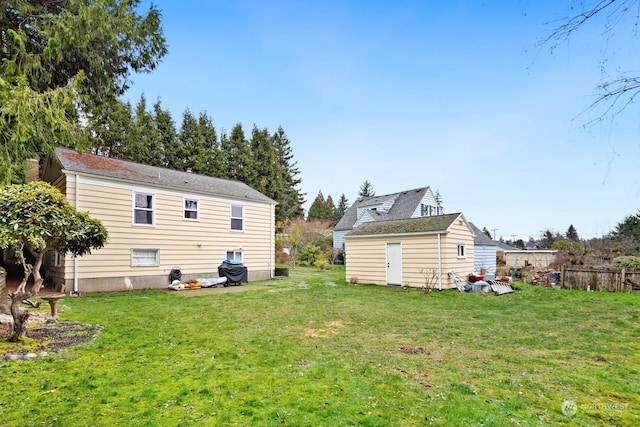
<box><xmin>532</xmin><ymin>270</ymin><xmax>560</xmax><ymax>287</ymax></box>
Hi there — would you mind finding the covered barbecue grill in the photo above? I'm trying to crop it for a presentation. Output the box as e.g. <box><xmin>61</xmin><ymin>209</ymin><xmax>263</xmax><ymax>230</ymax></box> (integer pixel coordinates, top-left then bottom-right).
<box><xmin>218</xmin><ymin>260</ymin><xmax>248</xmax><ymax>285</ymax></box>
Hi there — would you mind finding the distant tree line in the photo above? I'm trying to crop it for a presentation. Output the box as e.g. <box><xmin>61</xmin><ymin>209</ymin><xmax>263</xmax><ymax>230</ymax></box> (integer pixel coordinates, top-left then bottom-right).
<box><xmin>307</xmin><ymin>180</ymin><xmax>377</xmax><ymax>224</ymax></box>
<box><xmin>307</xmin><ymin>191</ymin><xmax>349</xmax><ymax>224</ymax></box>
<box><xmin>88</xmin><ymin>95</ymin><xmax>306</xmax><ymax>227</ymax></box>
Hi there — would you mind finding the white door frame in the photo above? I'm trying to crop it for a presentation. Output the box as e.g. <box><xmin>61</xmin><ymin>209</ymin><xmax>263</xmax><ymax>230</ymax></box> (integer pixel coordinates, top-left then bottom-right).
<box><xmin>386</xmin><ymin>242</ymin><xmax>402</xmax><ymax>285</ymax></box>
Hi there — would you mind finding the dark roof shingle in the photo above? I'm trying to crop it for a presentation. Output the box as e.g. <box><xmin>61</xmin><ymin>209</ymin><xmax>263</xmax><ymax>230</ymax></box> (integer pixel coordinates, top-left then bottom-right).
<box><xmin>54</xmin><ymin>147</ymin><xmax>275</xmax><ymax>204</ymax></box>
<box><xmin>346</xmin><ymin>213</ymin><xmax>462</xmax><ymax>237</ymax></box>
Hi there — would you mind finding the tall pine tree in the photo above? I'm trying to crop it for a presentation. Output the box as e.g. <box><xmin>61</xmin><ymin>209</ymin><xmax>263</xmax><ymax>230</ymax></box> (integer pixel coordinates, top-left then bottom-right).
<box><xmin>131</xmin><ymin>94</ymin><xmax>163</xmax><ymax>166</ymax></box>
<box><xmin>220</xmin><ymin>123</ymin><xmax>254</xmax><ymax>185</ymax></box>
<box><xmin>89</xmin><ymin>99</ymin><xmax>135</xmax><ymax>158</ymax></box>
<box><xmin>358</xmin><ymin>180</ymin><xmax>375</xmax><ymax>198</ymax></box>
<box><xmin>273</xmin><ymin>127</ymin><xmax>305</xmax><ymax>221</ymax></box>
<box><xmin>250</xmin><ymin>125</ymin><xmax>281</xmax><ymax>200</ymax></box>
<box><xmin>153</xmin><ymin>99</ymin><xmax>179</xmax><ymax>169</ymax></box>
<box><xmin>335</xmin><ymin>194</ymin><xmax>349</xmax><ymax>223</ymax></box>
<box><xmin>308</xmin><ymin>191</ymin><xmax>327</xmax><ymax>221</ymax></box>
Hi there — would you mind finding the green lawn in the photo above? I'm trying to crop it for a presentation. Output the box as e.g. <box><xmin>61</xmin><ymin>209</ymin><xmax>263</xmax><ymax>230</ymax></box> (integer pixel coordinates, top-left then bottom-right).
<box><xmin>1</xmin><ymin>267</ymin><xmax>639</xmax><ymax>426</ymax></box>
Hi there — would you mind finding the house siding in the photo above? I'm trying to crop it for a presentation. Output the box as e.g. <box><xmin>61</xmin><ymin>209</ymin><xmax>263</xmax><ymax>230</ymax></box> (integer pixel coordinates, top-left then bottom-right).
<box><xmin>46</xmin><ymin>171</ymin><xmax>274</xmax><ymax>293</ymax></box>
<box><xmin>333</xmin><ymin>229</ymin><xmax>349</xmax><ymax>251</ymax></box>
<box><xmin>409</xmin><ymin>190</ymin><xmax>437</xmax><ymax>218</ymax></box>
<box><xmin>441</xmin><ymin>218</ymin><xmax>475</xmax><ymax>283</ymax></box>
<box><xmin>474</xmin><ymin>245</ymin><xmax>497</xmax><ymax>274</ymax></box>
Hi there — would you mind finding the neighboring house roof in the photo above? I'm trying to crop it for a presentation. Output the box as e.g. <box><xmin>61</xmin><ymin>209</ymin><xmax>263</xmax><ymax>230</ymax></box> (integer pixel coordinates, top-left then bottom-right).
<box><xmin>494</xmin><ymin>241</ymin><xmax>521</xmax><ymax>251</ymax></box>
<box><xmin>468</xmin><ymin>222</ymin><xmax>497</xmax><ymax>246</ymax></box>
<box><xmin>49</xmin><ymin>147</ymin><xmax>275</xmax><ymax>204</ymax></box>
<box><xmin>345</xmin><ymin>213</ymin><xmax>463</xmax><ymax>237</ymax></box>
<box><xmin>335</xmin><ymin>187</ymin><xmax>432</xmax><ymax>231</ymax></box>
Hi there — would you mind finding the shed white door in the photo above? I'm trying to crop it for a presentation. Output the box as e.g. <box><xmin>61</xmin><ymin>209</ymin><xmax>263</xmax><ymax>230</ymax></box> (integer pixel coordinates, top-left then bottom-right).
<box><xmin>386</xmin><ymin>243</ymin><xmax>402</xmax><ymax>285</ymax></box>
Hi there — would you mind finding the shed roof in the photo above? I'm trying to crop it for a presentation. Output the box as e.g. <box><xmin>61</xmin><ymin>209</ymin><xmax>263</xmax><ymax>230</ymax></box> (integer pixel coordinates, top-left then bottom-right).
<box><xmin>345</xmin><ymin>213</ymin><xmax>463</xmax><ymax>237</ymax></box>
<box><xmin>50</xmin><ymin>147</ymin><xmax>275</xmax><ymax>204</ymax></box>
<box><xmin>335</xmin><ymin>187</ymin><xmax>431</xmax><ymax>231</ymax></box>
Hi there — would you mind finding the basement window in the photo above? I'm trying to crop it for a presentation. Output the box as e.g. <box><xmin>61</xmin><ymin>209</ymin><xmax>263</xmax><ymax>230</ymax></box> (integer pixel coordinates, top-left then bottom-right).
<box><xmin>226</xmin><ymin>250</ymin><xmax>243</xmax><ymax>263</ymax></box>
<box><xmin>131</xmin><ymin>249</ymin><xmax>160</xmax><ymax>266</ymax></box>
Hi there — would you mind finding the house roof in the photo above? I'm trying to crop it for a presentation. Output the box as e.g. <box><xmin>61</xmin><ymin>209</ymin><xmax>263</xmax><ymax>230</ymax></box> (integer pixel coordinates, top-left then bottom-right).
<box><xmin>494</xmin><ymin>241</ymin><xmax>521</xmax><ymax>251</ymax></box>
<box><xmin>345</xmin><ymin>213</ymin><xmax>463</xmax><ymax>237</ymax></box>
<box><xmin>335</xmin><ymin>187</ymin><xmax>431</xmax><ymax>231</ymax></box>
<box><xmin>468</xmin><ymin>222</ymin><xmax>497</xmax><ymax>246</ymax></box>
<box><xmin>50</xmin><ymin>147</ymin><xmax>275</xmax><ymax>204</ymax></box>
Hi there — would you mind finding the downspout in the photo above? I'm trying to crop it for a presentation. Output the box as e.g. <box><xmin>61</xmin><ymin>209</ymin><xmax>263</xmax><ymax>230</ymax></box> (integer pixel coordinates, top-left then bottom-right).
<box><xmin>73</xmin><ymin>174</ymin><xmax>79</xmax><ymax>294</ymax></box>
<box><xmin>270</xmin><ymin>204</ymin><xmax>274</xmax><ymax>279</ymax></box>
<box><xmin>437</xmin><ymin>233</ymin><xmax>442</xmax><ymax>290</ymax></box>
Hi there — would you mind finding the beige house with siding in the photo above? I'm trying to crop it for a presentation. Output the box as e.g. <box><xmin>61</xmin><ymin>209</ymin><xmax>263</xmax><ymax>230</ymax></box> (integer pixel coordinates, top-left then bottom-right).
<box><xmin>42</xmin><ymin>147</ymin><xmax>276</xmax><ymax>293</ymax></box>
<box><xmin>345</xmin><ymin>213</ymin><xmax>475</xmax><ymax>289</ymax></box>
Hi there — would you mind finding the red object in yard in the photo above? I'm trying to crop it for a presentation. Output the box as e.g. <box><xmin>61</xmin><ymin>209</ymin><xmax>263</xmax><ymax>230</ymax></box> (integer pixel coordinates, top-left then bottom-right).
<box><xmin>468</xmin><ymin>274</ymin><xmax>484</xmax><ymax>283</ymax></box>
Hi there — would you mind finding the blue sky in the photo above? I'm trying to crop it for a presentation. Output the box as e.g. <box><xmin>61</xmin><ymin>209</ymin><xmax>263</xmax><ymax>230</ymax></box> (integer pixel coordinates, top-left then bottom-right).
<box><xmin>125</xmin><ymin>1</ymin><xmax>640</xmax><ymax>241</ymax></box>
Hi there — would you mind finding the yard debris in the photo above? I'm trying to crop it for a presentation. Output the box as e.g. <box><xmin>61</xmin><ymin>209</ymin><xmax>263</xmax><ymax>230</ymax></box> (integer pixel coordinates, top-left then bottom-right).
<box><xmin>449</xmin><ymin>271</ymin><xmax>515</xmax><ymax>295</ymax></box>
<box><xmin>168</xmin><ymin>277</ymin><xmax>227</xmax><ymax>291</ymax></box>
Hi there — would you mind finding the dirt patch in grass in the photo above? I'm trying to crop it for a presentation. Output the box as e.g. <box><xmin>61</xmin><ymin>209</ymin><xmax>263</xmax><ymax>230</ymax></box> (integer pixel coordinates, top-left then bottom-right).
<box><xmin>0</xmin><ymin>320</ymin><xmax>100</xmax><ymax>361</ymax></box>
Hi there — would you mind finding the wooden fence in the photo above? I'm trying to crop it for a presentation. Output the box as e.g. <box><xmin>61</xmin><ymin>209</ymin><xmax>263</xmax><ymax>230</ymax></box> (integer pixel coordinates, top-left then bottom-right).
<box><xmin>561</xmin><ymin>266</ymin><xmax>640</xmax><ymax>293</ymax></box>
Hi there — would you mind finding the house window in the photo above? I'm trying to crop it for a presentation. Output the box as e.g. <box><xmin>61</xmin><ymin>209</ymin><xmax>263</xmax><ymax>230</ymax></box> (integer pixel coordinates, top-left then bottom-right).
<box><xmin>230</xmin><ymin>205</ymin><xmax>244</xmax><ymax>231</ymax></box>
<box><xmin>226</xmin><ymin>250</ymin><xmax>243</xmax><ymax>263</ymax></box>
<box><xmin>184</xmin><ymin>199</ymin><xmax>199</xmax><ymax>220</ymax></box>
<box><xmin>133</xmin><ymin>192</ymin><xmax>154</xmax><ymax>225</ymax></box>
<box><xmin>457</xmin><ymin>244</ymin><xmax>466</xmax><ymax>258</ymax></box>
<box><xmin>131</xmin><ymin>249</ymin><xmax>160</xmax><ymax>266</ymax></box>
<box><xmin>421</xmin><ymin>204</ymin><xmax>434</xmax><ymax>216</ymax></box>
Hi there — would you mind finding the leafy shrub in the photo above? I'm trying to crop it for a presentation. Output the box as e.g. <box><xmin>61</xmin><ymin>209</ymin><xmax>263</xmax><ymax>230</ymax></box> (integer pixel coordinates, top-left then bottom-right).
<box><xmin>298</xmin><ymin>244</ymin><xmax>322</xmax><ymax>266</ymax></box>
<box><xmin>613</xmin><ymin>256</ymin><xmax>640</xmax><ymax>270</ymax></box>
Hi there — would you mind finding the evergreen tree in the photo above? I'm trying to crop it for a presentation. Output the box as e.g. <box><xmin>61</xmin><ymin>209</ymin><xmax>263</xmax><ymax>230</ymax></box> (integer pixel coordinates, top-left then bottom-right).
<box><xmin>153</xmin><ymin>99</ymin><xmax>179</xmax><ymax>169</ymax></box>
<box><xmin>273</xmin><ymin>127</ymin><xmax>305</xmax><ymax>221</ymax></box>
<box><xmin>335</xmin><ymin>194</ymin><xmax>349</xmax><ymax>223</ymax></box>
<box><xmin>358</xmin><ymin>180</ymin><xmax>375</xmax><ymax>198</ymax></box>
<box><xmin>250</xmin><ymin>125</ymin><xmax>281</xmax><ymax>200</ymax></box>
<box><xmin>539</xmin><ymin>230</ymin><xmax>556</xmax><ymax>249</ymax></box>
<box><xmin>177</xmin><ymin>110</ymin><xmax>198</xmax><ymax>172</ymax></box>
<box><xmin>192</xmin><ymin>112</ymin><xmax>219</xmax><ymax>175</ymax></box>
<box><xmin>89</xmin><ymin>99</ymin><xmax>135</xmax><ymax>159</ymax></box>
<box><xmin>610</xmin><ymin>211</ymin><xmax>640</xmax><ymax>255</ymax></box>
<box><xmin>325</xmin><ymin>195</ymin><xmax>337</xmax><ymax>223</ymax></box>
<box><xmin>220</xmin><ymin>123</ymin><xmax>254</xmax><ymax>185</ymax></box>
<box><xmin>0</xmin><ymin>0</ymin><xmax>166</xmax><ymax>183</ymax></box>
<box><xmin>566</xmin><ymin>224</ymin><xmax>579</xmax><ymax>242</ymax></box>
<box><xmin>482</xmin><ymin>227</ymin><xmax>493</xmax><ymax>239</ymax></box>
<box><xmin>129</xmin><ymin>94</ymin><xmax>163</xmax><ymax>165</ymax></box>
<box><xmin>308</xmin><ymin>191</ymin><xmax>328</xmax><ymax>221</ymax></box>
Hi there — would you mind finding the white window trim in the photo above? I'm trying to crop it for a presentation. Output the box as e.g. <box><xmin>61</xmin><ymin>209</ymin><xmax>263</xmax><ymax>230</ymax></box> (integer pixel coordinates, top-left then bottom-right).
<box><xmin>133</xmin><ymin>191</ymin><xmax>155</xmax><ymax>226</ymax></box>
<box><xmin>131</xmin><ymin>249</ymin><xmax>160</xmax><ymax>266</ymax></box>
<box><xmin>457</xmin><ymin>244</ymin><xmax>466</xmax><ymax>259</ymax></box>
<box><xmin>230</xmin><ymin>204</ymin><xmax>244</xmax><ymax>231</ymax></box>
<box><xmin>226</xmin><ymin>250</ymin><xmax>243</xmax><ymax>263</ymax></box>
<box><xmin>184</xmin><ymin>198</ymin><xmax>200</xmax><ymax>221</ymax></box>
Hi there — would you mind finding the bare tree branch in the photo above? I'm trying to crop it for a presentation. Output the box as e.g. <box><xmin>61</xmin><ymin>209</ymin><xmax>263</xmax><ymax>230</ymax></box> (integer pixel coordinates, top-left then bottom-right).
<box><xmin>540</xmin><ymin>0</ymin><xmax>640</xmax><ymax>123</ymax></box>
